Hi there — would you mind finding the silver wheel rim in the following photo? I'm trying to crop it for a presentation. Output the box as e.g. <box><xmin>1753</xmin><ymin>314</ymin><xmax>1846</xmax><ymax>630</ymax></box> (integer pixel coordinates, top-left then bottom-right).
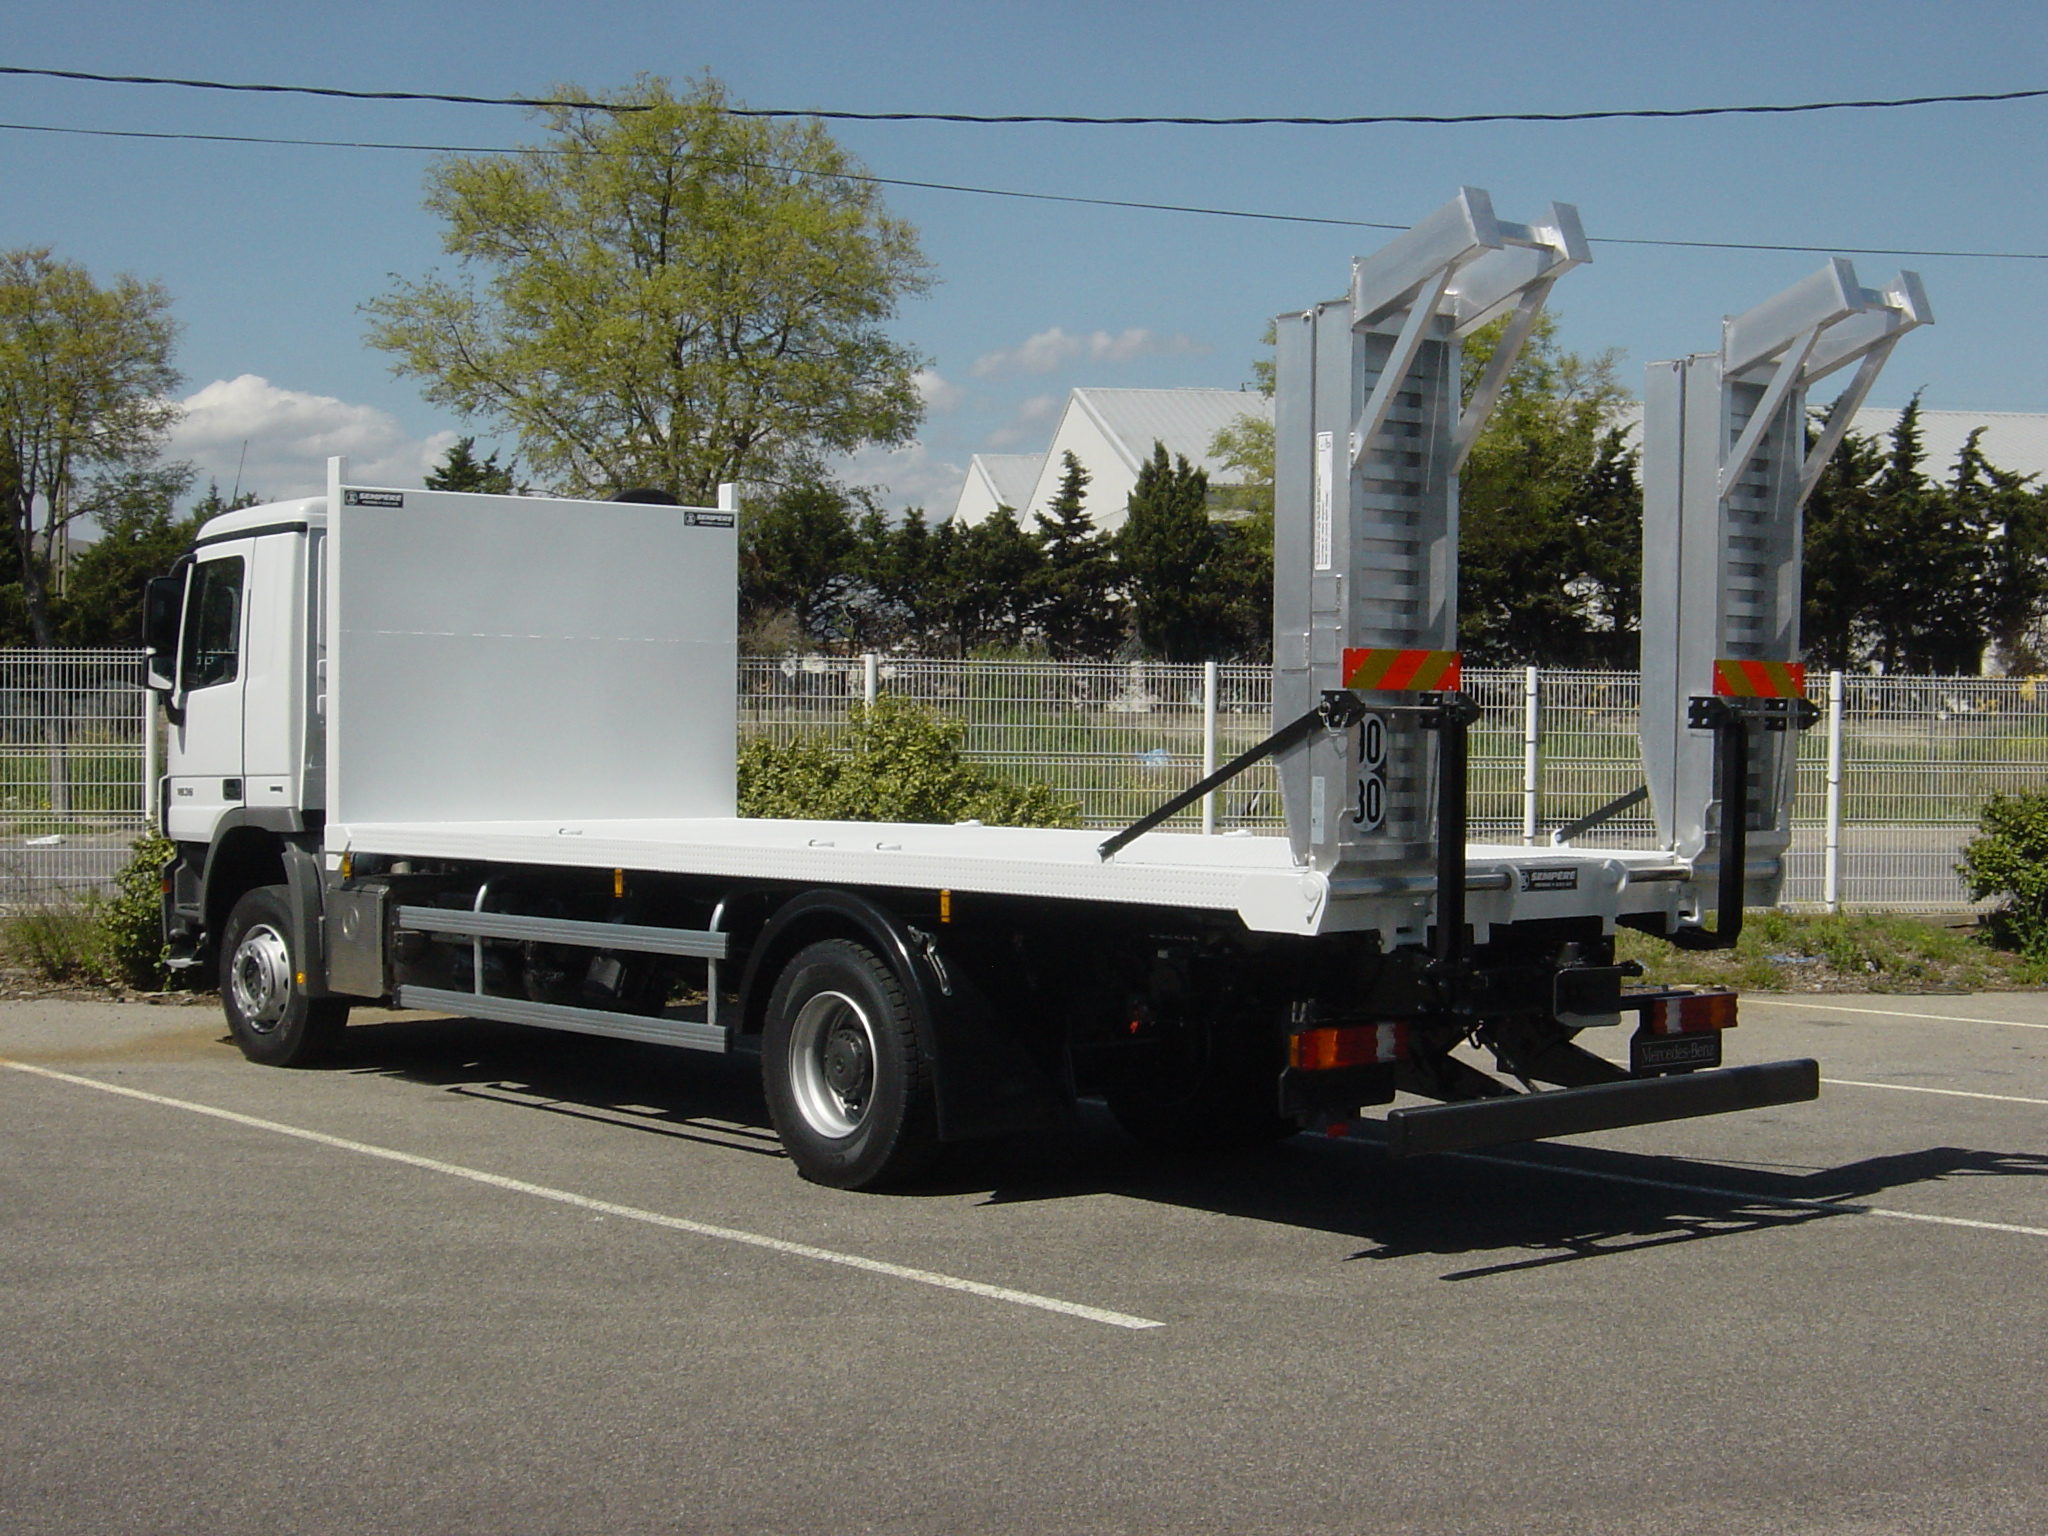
<box><xmin>787</xmin><ymin>989</ymin><xmax>878</xmax><ymax>1139</ymax></box>
<box><xmin>229</xmin><ymin>922</ymin><xmax>294</xmax><ymax>1033</ymax></box>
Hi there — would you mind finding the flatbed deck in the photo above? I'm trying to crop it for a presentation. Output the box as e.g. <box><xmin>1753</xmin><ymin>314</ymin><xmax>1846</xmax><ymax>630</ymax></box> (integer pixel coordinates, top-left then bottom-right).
<box><xmin>327</xmin><ymin>817</ymin><xmax>1696</xmax><ymax>938</ymax></box>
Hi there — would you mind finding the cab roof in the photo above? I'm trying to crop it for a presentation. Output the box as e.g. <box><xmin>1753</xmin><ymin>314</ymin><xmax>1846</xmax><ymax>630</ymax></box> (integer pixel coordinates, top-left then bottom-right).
<box><xmin>191</xmin><ymin>495</ymin><xmax>328</xmax><ymax>548</ymax></box>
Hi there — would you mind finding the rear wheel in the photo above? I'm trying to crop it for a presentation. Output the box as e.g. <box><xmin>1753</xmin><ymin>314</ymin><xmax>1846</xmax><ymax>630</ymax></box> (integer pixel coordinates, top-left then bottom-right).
<box><xmin>220</xmin><ymin>885</ymin><xmax>349</xmax><ymax>1066</ymax></box>
<box><xmin>762</xmin><ymin>939</ymin><xmax>937</xmax><ymax>1190</ymax></box>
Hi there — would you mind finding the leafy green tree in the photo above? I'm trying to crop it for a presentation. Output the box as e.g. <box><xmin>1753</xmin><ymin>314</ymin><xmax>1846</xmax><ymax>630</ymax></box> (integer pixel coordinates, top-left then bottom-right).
<box><xmin>738</xmin><ymin>697</ymin><xmax>1077</xmax><ymax>826</ymax></box>
<box><xmin>1117</xmin><ymin>442</ymin><xmax>1228</xmax><ymax>661</ymax></box>
<box><xmin>1207</xmin><ymin>321</ymin><xmax>1277</xmax><ymax>519</ymax></box>
<box><xmin>935</xmin><ymin>507</ymin><xmax>1042</xmax><ymax>655</ymax></box>
<box><xmin>0</xmin><ymin>248</ymin><xmax>181</xmax><ymax>645</ymax></box>
<box><xmin>1862</xmin><ymin>402</ymin><xmax>1985</xmax><ymax>674</ymax></box>
<box><xmin>55</xmin><ymin>464</ymin><xmax>199</xmax><ymax>647</ymax></box>
<box><xmin>1457</xmin><ymin>312</ymin><xmax>1634</xmax><ymax>664</ymax></box>
<box><xmin>1211</xmin><ymin>314</ymin><xmax>1633</xmax><ymax>666</ymax></box>
<box><xmin>366</xmin><ymin>74</ymin><xmax>931</xmax><ymax>504</ymax></box>
<box><xmin>425</xmin><ymin>435</ymin><xmax>515</xmax><ymax>494</ymax></box>
<box><xmin>1208</xmin><ymin>507</ymin><xmax>1275</xmax><ymax>662</ymax></box>
<box><xmin>740</xmin><ymin>481</ymin><xmax>862</xmax><ymax>644</ymax></box>
<box><xmin>1027</xmin><ymin>452</ymin><xmax>1124</xmax><ymax>657</ymax></box>
<box><xmin>1803</xmin><ymin>401</ymin><xmax>2042</xmax><ymax>675</ymax></box>
<box><xmin>1954</xmin><ymin>431</ymin><xmax>2048</xmax><ymax>672</ymax></box>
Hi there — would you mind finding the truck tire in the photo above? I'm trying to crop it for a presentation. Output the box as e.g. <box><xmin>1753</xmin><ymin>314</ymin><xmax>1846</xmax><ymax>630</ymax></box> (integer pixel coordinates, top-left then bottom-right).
<box><xmin>220</xmin><ymin>885</ymin><xmax>349</xmax><ymax>1067</ymax></box>
<box><xmin>762</xmin><ymin>939</ymin><xmax>938</xmax><ymax>1190</ymax></box>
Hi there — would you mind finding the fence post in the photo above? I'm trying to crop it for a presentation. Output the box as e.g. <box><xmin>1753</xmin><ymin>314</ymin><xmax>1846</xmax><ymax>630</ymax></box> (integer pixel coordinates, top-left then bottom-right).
<box><xmin>1824</xmin><ymin>669</ymin><xmax>1845</xmax><ymax>912</ymax></box>
<box><xmin>862</xmin><ymin>652</ymin><xmax>879</xmax><ymax>707</ymax></box>
<box><xmin>141</xmin><ymin>684</ymin><xmax>158</xmax><ymax>832</ymax></box>
<box><xmin>1521</xmin><ymin>665</ymin><xmax>1541</xmax><ymax>846</ymax></box>
<box><xmin>1201</xmin><ymin>660</ymin><xmax>1219</xmax><ymax>835</ymax></box>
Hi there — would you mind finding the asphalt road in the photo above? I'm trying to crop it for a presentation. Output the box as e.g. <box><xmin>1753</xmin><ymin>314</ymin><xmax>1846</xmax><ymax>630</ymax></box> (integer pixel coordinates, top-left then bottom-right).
<box><xmin>5</xmin><ymin>991</ymin><xmax>2048</xmax><ymax>1534</ymax></box>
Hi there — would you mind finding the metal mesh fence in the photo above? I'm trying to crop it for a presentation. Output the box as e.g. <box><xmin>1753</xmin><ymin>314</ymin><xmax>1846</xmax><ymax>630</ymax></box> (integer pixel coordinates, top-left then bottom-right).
<box><xmin>741</xmin><ymin>656</ymin><xmax>2048</xmax><ymax>911</ymax></box>
<box><xmin>0</xmin><ymin>650</ymin><xmax>151</xmax><ymax>900</ymax></box>
<box><xmin>20</xmin><ymin>649</ymin><xmax>2048</xmax><ymax>909</ymax></box>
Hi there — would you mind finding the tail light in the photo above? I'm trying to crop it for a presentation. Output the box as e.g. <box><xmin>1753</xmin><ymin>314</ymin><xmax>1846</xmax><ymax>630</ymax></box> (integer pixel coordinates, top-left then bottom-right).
<box><xmin>1290</xmin><ymin>1022</ymin><xmax>1410</xmax><ymax>1069</ymax></box>
<box><xmin>1640</xmin><ymin>990</ymin><xmax>1737</xmax><ymax>1035</ymax></box>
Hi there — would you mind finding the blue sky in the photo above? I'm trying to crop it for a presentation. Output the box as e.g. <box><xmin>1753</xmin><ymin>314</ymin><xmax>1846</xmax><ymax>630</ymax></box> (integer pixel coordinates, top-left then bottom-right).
<box><xmin>4</xmin><ymin>0</ymin><xmax>2044</xmax><ymax>513</ymax></box>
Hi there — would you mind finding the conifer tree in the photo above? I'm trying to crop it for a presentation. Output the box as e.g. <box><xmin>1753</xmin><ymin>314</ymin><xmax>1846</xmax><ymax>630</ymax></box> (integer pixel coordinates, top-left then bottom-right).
<box><xmin>1028</xmin><ymin>452</ymin><xmax>1124</xmax><ymax>657</ymax></box>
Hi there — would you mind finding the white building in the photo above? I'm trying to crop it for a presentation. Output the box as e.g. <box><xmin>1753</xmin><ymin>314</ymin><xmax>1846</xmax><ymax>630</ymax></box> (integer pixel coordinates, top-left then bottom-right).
<box><xmin>951</xmin><ymin>454</ymin><xmax>1043</xmax><ymax>528</ymax></box>
<box><xmin>951</xmin><ymin>387</ymin><xmax>1272</xmax><ymax>532</ymax></box>
<box><xmin>1844</xmin><ymin>408</ymin><xmax>2048</xmax><ymax>482</ymax></box>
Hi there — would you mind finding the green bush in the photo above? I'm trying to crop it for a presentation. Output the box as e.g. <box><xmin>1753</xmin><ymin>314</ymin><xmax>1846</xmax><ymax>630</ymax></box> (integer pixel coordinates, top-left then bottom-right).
<box><xmin>740</xmin><ymin>697</ymin><xmax>1080</xmax><ymax>828</ymax></box>
<box><xmin>1960</xmin><ymin>789</ymin><xmax>2048</xmax><ymax>955</ymax></box>
<box><xmin>100</xmin><ymin>833</ymin><xmax>175</xmax><ymax>988</ymax></box>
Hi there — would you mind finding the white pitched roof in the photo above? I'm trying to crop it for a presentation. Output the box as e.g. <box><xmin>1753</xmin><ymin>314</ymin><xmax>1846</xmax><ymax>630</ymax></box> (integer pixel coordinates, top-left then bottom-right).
<box><xmin>977</xmin><ymin>453</ymin><xmax>1043</xmax><ymax>508</ymax></box>
<box><xmin>1065</xmin><ymin>388</ymin><xmax>1272</xmax><ymax>481</ymax></box>
<box><xmin>951</xmin><ymin>386</ymin><xmax>1271</xmax><ymax>530</ymax></box>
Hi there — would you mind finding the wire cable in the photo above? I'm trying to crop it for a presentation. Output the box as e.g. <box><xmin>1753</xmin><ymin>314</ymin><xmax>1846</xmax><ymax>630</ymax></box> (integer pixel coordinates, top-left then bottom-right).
<box><xmin>2</xmin><ymin>118</ymin><xmax>2042</xmax><ymax>263</ymax></box>
<box><xmin>3</xmin><ymin>63</ymin><xmax>2046</xmax><ymax>126</ymax></box>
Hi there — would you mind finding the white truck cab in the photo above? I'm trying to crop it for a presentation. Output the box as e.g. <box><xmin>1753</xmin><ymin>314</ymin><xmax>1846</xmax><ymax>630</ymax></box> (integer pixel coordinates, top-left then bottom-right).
<box><xmin>155</xmin><ymin>498</ymin><xmax>327</xmax><ymax>847</ymax></box>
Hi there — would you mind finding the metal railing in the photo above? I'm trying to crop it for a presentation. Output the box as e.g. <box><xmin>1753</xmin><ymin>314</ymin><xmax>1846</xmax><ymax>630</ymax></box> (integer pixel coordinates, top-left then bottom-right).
<box><xmin>13</xmin><ymin>649</ymin><xmax>2046</xmax><ymax>911</ymax></box>
<box><xmin>0</xmin><ymin>650</ymin><xmax>153</xmax><ymax>901</ymax></box>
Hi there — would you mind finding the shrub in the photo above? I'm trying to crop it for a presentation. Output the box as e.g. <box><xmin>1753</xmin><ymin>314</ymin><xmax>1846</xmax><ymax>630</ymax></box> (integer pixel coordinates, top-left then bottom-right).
<box><xmin>740</xmin><ymin>697</ymin><xmax>1079</xmax><ymax>828</ymax></box>
<box><xmin>1959</xmin><ymin>789</ymin><xmax>2048</xmax><ymax>955</ymax></box>
<box><xmin>100</xmin><ymin>833</ymin><xmax>175</xmax><ymax>988</ymax></box>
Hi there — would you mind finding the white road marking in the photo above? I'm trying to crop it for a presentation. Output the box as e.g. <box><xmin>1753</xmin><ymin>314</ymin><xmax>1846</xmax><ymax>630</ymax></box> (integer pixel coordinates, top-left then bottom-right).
<box><xmin>1744</xmin><ymin>997</ymin><xmax>2048</xmax><ymax>1031</ymax></box>
<box><xmin>1823</xmin><ymin>1077</ymin><xmax>2048</xmax><ymax>1108</ymax></box>
<box><xmin>1448</xmin><ymin>1149</ymin><xmax>2048</xmax><ymax>1239</ymax></box>
<box><xmin>0</xmin><ymin>1057</ymin><xmax>1163</xmax><ymax>1332</ymax></box>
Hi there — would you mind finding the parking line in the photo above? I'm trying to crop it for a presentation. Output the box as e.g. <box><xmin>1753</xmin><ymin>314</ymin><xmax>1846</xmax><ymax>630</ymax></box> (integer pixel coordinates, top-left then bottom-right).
<box><xmin>1744</xmin><ymin>997</ymin><xmax>2048</xmax><ymax>1031</ymax></box>
<box><xmin>1822</xmin><ymin>1077</ymin><xmax>2048</xmax><ymax>1108</ymax></box>
<box><xmin>0</xmin><ymin>1058</ymin><xmax>1163</xmax><ymax>1332</ymax></box>
<box><xmin>1445</xmin><ymin>1148</ymin><xmax>2048</xmax><ymax>1239</ymax></box>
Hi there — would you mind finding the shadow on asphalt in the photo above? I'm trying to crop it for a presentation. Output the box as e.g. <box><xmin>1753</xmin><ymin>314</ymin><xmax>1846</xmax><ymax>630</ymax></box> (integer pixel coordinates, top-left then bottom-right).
<box><xmin>326</xmin><ymin>1014</ymin><xmax>2048</xmax><ymax>1281</ymax></box>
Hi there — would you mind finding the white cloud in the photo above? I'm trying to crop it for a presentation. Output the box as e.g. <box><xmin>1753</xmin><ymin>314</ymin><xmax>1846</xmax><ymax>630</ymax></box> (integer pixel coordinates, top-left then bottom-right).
<box><xmin>985</xmin><ymin>393</ymin><xmax>1061</xmax><ymax>449</ymax></box>
<box><xmin>970</xmin><ymin>326</ymin><xmax>1208</xmax><ymax>379</ymax></box>
<box><xmin>164</xmin><ymin>375</ymin><xmax>461</xmax><ymax>502</ymax></box>
<box><xmin>913</xmin><ymin>368</ymin><xmax>964</xmax><ymax>414</ymax></box>
<box><xmin>831</xmin><ymin>440</ymin><xmax>966</xmax><ymax>515</ymax></box>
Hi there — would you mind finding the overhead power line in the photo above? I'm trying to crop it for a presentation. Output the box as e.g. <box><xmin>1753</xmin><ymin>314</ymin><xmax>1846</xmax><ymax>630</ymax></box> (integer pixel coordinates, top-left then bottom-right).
<box><xmin>3</xmin><ymin>63</ymin><xmax>2047</xmax><ymax>127</ymax></box>
<box><xmin>1</xmin><ymin>119</ymin><xmax>2042</xmax><ymax>264</ymax></box>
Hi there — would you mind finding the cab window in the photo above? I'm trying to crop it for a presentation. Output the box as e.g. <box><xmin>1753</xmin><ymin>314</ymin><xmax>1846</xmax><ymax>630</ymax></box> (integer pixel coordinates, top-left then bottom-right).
<box><xmin>180</xmin><ymin>556</ymin><xmax>243</xmax><ymax>690</ymax></box>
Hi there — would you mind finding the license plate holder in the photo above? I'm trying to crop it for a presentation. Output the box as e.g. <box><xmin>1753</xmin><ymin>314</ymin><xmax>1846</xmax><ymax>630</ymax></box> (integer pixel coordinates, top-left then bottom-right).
<box><xmin>1632</xmin><ymin>1030</ymin><xmax>1722</xmax><ymax>1076</ymax></box>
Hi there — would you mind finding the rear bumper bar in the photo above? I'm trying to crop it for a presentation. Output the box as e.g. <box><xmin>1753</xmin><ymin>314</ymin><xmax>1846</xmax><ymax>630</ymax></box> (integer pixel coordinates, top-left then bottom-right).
<box><xmin>1382</xmin><ymin>1058</ymin><xmax>1820</xmax><ymax>1159</ymax></box>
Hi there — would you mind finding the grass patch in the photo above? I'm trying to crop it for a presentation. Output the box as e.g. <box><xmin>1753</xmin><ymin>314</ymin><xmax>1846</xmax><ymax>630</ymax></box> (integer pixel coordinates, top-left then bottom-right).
<box><xmin>0</xmin><ymin>893</ymin><xmax>108</xmax><ymax>982</ymax></box>
<box><xmin>0</xmin><ymin>836</ymin><xmax>176</xmax><ymax>992</ymax></box>
<box><xmin>1618</xmin><ymin>908</ymin><xmax>2048</xmax><ymax>993</ymax></box>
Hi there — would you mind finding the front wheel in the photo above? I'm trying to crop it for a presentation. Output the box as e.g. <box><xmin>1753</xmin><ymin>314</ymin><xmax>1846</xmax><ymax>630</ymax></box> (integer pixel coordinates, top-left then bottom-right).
<box><xmin>762</xmin><ymin>939</ymin><xmax>938</xmax><ymax>1190</ymax></box>
<box><xmin>220</xmin><ymin>885</ymin><xmax>349</xmax><ymax>1066</ymax></box>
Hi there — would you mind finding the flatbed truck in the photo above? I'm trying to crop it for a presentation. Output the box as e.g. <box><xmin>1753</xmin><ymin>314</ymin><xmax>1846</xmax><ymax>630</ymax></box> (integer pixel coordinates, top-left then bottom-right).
<box><xmin>144</xmin><ymin>191</ymin><xmax>1929</xmax><ymax>1188</ymax></box>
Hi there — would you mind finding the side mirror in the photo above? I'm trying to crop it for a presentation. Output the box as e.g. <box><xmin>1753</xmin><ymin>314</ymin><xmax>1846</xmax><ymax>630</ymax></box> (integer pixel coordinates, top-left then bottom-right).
<box><xmin>143</xmin><ymin>573</ymin><xmax>183</xmax><ymax>695</ymax></box>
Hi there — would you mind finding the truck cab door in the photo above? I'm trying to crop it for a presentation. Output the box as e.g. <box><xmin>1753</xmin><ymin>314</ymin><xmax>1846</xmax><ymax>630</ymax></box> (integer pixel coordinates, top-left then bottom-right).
<box><xmin>165</xmin><ymin>541</ymin><xmax>250</xmax><ymax>843</ymax></box>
